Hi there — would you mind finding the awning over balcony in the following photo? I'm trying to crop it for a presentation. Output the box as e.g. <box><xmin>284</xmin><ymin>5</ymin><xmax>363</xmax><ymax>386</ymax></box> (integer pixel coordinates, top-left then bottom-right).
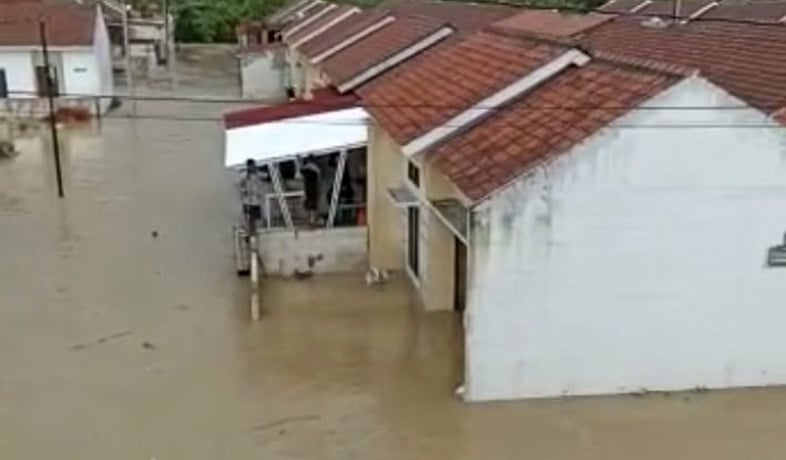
<box><xmin>223</xmin><ymin>88</ymin><xmax>367</xmax><ymax>168</ymax></box>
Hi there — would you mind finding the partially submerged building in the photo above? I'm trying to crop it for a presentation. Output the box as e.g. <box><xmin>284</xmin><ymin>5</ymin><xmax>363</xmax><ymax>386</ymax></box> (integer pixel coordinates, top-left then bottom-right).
<box><xmin>227</xmin><ymin>0</ymin><xmax>786</xmax><ymax>402</ymax></box>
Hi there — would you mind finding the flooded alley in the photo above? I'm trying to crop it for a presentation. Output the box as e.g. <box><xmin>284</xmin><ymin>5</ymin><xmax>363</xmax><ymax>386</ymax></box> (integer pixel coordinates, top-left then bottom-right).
<box><xmin>2</xmin><ymin>46</ymin><xmax>786</xmax><ymax>460</ymax></box>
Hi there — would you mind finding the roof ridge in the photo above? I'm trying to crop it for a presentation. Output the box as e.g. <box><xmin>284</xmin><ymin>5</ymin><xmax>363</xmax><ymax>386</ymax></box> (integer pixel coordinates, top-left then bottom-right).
<box><xmin>590</xmin><ymin>49</ymin><xmax>698</xmax><ymax>77</ymax></box>
<box><xmin>483</xmin><ymin>24</ymin><xmax>577</xmax><ymax>47</ymax></box>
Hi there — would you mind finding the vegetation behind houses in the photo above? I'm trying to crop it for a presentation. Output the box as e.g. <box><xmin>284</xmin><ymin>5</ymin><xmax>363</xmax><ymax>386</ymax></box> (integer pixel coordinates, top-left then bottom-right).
<box><xmin>134</xmin><ymin>0</ymin><xmax>603</xmax><ymax>43</ymax></box>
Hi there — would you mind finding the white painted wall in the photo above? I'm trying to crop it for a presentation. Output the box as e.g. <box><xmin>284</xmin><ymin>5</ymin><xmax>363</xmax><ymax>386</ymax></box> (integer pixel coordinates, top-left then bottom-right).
<box><xmin>258</xmin><ymin>227</ymin><xmax>368</xmax><ymax>276</ymax></box>
<box><xmin>93</xmin><ymin>7</ymin><xmax>115</xmax><ymax>109</ymax></box>
<box><xmin>62</xmin><ymin>51</ymin><xmax>99</xmax><ymax>96</ymax></box>
<box><xmin>0</xmin><ymin>51</ymin><xmax>35</xmax><ymax>98</ymax></box>
<box><xmin>466</xmin><ymin>77</ymin><xmax>786</xmax><ymax>401</ymax></box>
<box><xmin>240</xmin><ymin>51</ymin><xmax>287</xmax><ymax>100</ymax></box>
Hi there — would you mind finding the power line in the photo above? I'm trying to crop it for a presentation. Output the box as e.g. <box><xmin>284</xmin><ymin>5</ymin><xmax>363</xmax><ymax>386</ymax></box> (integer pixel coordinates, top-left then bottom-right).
<box><xmin>5</xmin><ymin>90</ymin><xmax>786</xmax><ymax>112</ymax></box>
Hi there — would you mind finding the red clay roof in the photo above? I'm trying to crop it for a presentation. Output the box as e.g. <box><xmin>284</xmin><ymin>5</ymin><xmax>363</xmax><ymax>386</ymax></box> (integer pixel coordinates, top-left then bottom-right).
<box><xmin>320</xmin><ymin>14</ymin><xmax>451</xmax><ymax>89</ymax></box>
<box><xmin>430</xmin><ymin>60</ymin><xmax>678</xmax><ymax>202</ymax></box>
<box><xmin>358</xmin><ymin>31</ymin><xmax>567</xmax><ymax>146</ymax></box>
<box><xmin>388</xmin><ymin>0</ymin><xmax>517</xmax><ymax>30</ymax></box>
<box><xmin>281</xmin><ymin>2</ymin><xmax>334</xmax><ymax>37</ymax></box>
<box><xmin>491</xmin><ymin>10</ymin><xmax>612</xmax><ymax>38</ymax></box>
<box><xmin>297</xmin><ymin>9</ymin><xmax>392</xmax><ymax>60</ymax></box>
<box><xmin>582</xmin><ymin>18</ymin><xmax>786</xmax><ymax>115</ymax></box>
<box><xmin>286</xmin><ymin>4</ymin><xmax>358</xmax><ymax>45</ymax></box>
<box><xmin>703</xmin><ymin>1</ymin><xmax>786</xmax><ymax>23</ymax></box>
<box><xmin>599</xmin><ymin>0</ymin><xmax>648</xmax><ymax>13</ymax></box>
<box><xmin>223</xmin><ymin>88</ymin><xmax>358</xmax><ymax>129</ymax></box>
<box><xmin>0</xmin><ymin>1</ymin><xmax>96</xmax><ymax>47</ymax></box>
<box><xmin>635</xmin><ymin>0</ymin><xmax>717</xmax><ymax>18</ymax></box>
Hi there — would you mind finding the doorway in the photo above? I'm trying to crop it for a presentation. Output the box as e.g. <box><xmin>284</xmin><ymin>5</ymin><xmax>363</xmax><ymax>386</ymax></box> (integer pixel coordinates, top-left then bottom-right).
<box><xmin>35</xmin><ymin>66</ymin><xmax>58</xmax><ymax>97</ymax></box>
<box><xmin>454</xmin><ymin>237</ymin><xmax>467</xmax><ymax>312</ymax></box>
<box><xmin>407</xmin><ymin>206</ymin><xmax>419</xmax><ymax>277</ymax></box>
<box><xmin>0</xmin><ymin>69</ymin><xmax>7</xmax><ymax>98</ymax></box>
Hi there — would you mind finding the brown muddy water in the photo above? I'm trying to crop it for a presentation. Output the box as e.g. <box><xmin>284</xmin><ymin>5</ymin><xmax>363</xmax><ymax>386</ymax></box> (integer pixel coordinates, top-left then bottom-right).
<box><xmin>2</xmin><ymin>46</ymin><xmax>786</xmax><ymax>459</ymax></box>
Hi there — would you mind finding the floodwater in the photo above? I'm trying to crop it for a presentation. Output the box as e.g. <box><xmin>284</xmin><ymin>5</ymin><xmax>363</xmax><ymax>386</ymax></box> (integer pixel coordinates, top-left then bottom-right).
<box><xmin>2</xmin><ymin>46</ymin><xmax>786</xmax><ymax>459</ymax></box>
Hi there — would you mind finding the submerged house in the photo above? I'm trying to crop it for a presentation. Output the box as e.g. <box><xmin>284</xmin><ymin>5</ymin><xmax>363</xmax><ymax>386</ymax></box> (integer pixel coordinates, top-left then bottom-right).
<box><xmin>0</xmin><ymin>0</ymin><xmax>114</xmax><ymax>113</ymax></box>
<box><xmin>360</xmin><ymin>7</ymin><xmax>786</xmax><ymax>401</ymax></box>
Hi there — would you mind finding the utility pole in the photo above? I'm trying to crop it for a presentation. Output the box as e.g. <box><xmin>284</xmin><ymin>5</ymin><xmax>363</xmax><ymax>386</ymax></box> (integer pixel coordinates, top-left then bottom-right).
<box><xmin>39</xmin><ymin>20</ymin><xmax>65</xmax><ymax>198</ymax></box>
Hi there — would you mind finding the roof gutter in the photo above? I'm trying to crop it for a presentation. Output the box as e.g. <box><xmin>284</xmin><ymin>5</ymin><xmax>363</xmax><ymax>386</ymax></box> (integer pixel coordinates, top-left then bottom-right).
<box><xmin>402</xmin><ymin>48</ymin><xmax>591</xmax><ymax>158</ymax></box>
<box><xmin>336</xmin><ymin>26</ymin><xmax>454</xmax><ymax>93</ymax></box>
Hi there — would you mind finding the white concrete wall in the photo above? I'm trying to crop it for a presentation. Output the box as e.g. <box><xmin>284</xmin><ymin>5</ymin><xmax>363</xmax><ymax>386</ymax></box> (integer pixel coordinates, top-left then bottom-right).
<box><xmin>0</xmin><ymin>51</ymin><xmax>35</xmax><ymax>98</ymax></box>
<box><xmin>93</xmin><ymin>7</ymin><xmax>115</xmax><ymax>110</ymax></box>
<box><xmin>240</xmin><ymin>51</ymin><xmax>287</xmax><ymax>100</ymax></box>
<box><xmin>258</xmin><ymin>227</ymin><xmax>368</xmax><ymax>276</ymax></box>
<box><xmin>466</xmin><ymin>77</ymin><xmax>786</xmax><ymax>401</ymax></box>
<box><xmin>62</xmin><ymin>51</ymin><xmax>99</xmax><ymax>96</ymax></box>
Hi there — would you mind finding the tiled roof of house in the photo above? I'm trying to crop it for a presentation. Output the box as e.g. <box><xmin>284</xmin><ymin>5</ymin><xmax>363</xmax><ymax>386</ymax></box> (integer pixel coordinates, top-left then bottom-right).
<box><xmin>430</xmin><ymin>60</ymin><xmax>678</xmax><ymax>201</ymax></box>
<box><xmin>775</xmin><ymin>108</ymin><xmax>786</xmax><ymax>125</ymax></box>
<box><xmin>223</xmin><ymin>87</ymin><xmax>358</xmax><ymax>129</ymax></box>
<box><xmin>297</xmin><ymin>9</ymin><xmax>392</xmax><ymax>60</ymax></box>
<box><xmin>358</xmin><ymin>31</ymin><xmax>567</xmax><ymax>145</ymax></box>
<box><xmin>491</xmin><ymin>10</ymin><xmax>612</xmax><ymax>38</ymax></box>
<box><xmin>635</xmin><ymin>0</ymin><xmax>717</xmax><ymax>19</ymax></box>
<box><xmin>281</xmin><ymin>2</ymin><xmax>334</xmax><ymax>37</ymax></box>
<box><xmin>286</xmin><ymin>4</ymin><xmax>358</xmax><ymax>45</ymax></box>
<box><xmin>599</xmin><ymin>0</ymin><xmax>649</xmax><ymax>13</ymax></box>
<box><xmin>388</xmin><ymin>0</ymin><xmax>517</xmax><ymax>30</ymax></box>
<box><xmin>701</xmin><ymin>1</ymin><xmax>786</xmax><ymax>23</ymax></box>
<box><xmin>267</xmin><ymin>0</ymin><xmax>319</xmax><ymax>26</ymax></box>
<box><xmin>0</xmin><ymin>1</ymin><xmax>96</xmax><ymax>47</ymax></box>
<box><xmin>581</xmin><ymin>18</ymin><xmax>786</xmax><ymax>115</ymax></box>
<box><xmin>320</xmin><ymin>14</ymin><xmax>452</xmax><ymax>90</ymax></box>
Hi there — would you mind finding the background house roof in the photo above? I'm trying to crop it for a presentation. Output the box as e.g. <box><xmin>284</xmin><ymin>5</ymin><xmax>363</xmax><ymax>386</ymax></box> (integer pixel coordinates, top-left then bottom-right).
<box><xmin>297</xmin><ymin>9</ymin><xmax>392</xmax><ymax>60</ymax></box>
<box><xmin>358</xmin><ymin>31</ymin><xmax>567</xmax><ymax>145</ymax></box>
<box><xmin>491</xmin><ymin>10</ymin><xmax>612</xmax><ymax>38</ymax></box>
<box><xmin>429</xmin><ymin>60</ymin><xmax>678</xmax><ymax>202</ymax></box>
<box><xmin>286</xmin><ymin>4</ymin><xmax>358</xmax><ymax>45</ymax></box>
<box><xmin>320</xmin><ymin>13</ymin><xmax>451</xmax><ymax>90</ymax></box>
<box><xmin>581</xmin><ymin>17</ymin><xmax>786</xmax><ymax>115</ymax></box>
<box><xmin>281</xmin><ymin>2</ymin><xmax>334</xmax><ymax>36</ymax></box>
<box><xmin>387</xmin><ymin>0</ymin><xmax>517</xmax><ymax>30</ymax></box>
<box><xmin>0</xmin><ymin>0</ymin><xmax>96</xmax><ymax>47</ymax></box>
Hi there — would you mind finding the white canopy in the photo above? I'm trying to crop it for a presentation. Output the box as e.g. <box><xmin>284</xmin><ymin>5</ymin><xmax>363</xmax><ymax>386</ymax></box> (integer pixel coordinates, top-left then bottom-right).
<box><xmin>224</xmin><ymin>107</ymin><xmax>369</xmax><ymax>168</ymax></box>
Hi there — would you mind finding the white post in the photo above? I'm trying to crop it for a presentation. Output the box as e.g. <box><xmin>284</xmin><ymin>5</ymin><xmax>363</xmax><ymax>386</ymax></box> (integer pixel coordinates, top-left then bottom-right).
<box><xmin>326</xmin><ymin>149</ymin><xmax>347</xmax><ymax>229</ymax></box>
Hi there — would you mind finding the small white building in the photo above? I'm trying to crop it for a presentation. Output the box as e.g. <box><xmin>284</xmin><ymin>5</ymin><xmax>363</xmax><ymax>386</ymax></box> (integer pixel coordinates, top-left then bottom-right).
<box><xmin>362</xmin><ymin>23</ymin><xmax>786</xmax><ymax>401</ymax></box>
<box><xmin>0</xmin><ymin>2</ymin><xmax>114</xmax><ymax>114</ymax></box>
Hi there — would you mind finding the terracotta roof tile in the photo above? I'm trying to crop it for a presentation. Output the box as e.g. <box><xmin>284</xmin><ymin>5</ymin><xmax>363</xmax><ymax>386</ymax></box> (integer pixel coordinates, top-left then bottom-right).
<box><xmin>297</xmin><ymin>9</ymin><xmax>392</xmax><ymax>59</ymax></box>
<box><xmin>599</xmin><ymin>0</ymin><xmax>649</xmax><ymax>13</ymax></box>
<box><xmin>320</xmin><ymin>14</ymin><xmax>451</xmax><ymax>89</ymax></box>
<box><xmin>281</xmin><ymin>2</ymin><xmax>335</xmax><ymax>36</ymax></box>
<box><xmin>0</xmin><ymin>1</ymin><xmax>95</xmax><ymax>47</ymax></box>
<box><xmin>636</xmin><ymin>0</ymin><xmax>717</xmax><ymax>18</ymax></box>
<box><xmin>286</xmin><ymin>4</ymin><xmax>358</xmax><ymax>45</ymax></box>
<box><xmin>430</xmin><ymin>61</ymin><xmax>677</xmax><ymax>202</ymax></box>
<box><xmin>359</xmin><ymin>31</ymin><xmax>567</xmax><ymax>145</ymax></box>
<box><xmin>388</xmin><ymin>0</ymin><xmax>517</xmax><ymax>30</ymax></box>
<box><xmin>582</xmin><ymin>18</ymin><xmax>786</xmax><ymax>114</ymax></box>
<box><xmin>702</xmin><ymin>1</ymin><xmax>786</xmax><ymax>23</ymax></box>
<box><xmin>223</xmin><ymin>87</ymin><xmax>358</xmax><ymax>129</ymax></box>
<box><xmin>491</xmin><ymin>11</ymin><xmax>612</xmax><ymax>38</ymax></box>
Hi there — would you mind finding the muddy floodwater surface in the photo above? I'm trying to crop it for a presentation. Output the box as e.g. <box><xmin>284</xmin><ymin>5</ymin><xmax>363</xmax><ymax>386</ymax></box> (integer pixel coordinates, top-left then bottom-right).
<box><xmin>2</xmin><ymin>46</ymin><xmax>786</xmax><ymax>459</ymax></box>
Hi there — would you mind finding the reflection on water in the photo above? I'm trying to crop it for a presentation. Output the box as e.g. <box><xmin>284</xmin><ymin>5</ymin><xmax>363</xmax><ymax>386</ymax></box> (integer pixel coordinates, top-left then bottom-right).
<box><xmin>1</xmin><ymin>46</ymin><xmax>786</xmax><ymax>460</ymax></box>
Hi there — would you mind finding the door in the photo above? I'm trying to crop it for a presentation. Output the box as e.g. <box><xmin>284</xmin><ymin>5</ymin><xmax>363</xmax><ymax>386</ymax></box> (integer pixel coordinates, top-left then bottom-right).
<box><xmin>454</xmin><ymin>237</ymin><xmax>467</xmax><ymax>312</ymax></box>
<box><xmin>35</xmin><ymin>66</ymin><xmax>58</xmax><ymax>97</ymax></box>
<box><xmin>407</xmin><ymin>206</ymin><xmax>420</xmax><ymax>277</ymax></box>
<box><xmin>0</xmin><ymin>69</ymin><xmax>7</xmax><ymax>98</ymax></box>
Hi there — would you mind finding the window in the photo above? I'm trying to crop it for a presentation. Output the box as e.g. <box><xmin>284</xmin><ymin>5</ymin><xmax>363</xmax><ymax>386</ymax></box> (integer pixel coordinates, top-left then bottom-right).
<box><xmin>407</xmin><ymin>160</ymin><xmax>420</xmax><ymax>188</ymax></box>
<box><xmin>407</xmin><ymin>207</ymin><xmax>420</xmax><ymax>277</ymax></box>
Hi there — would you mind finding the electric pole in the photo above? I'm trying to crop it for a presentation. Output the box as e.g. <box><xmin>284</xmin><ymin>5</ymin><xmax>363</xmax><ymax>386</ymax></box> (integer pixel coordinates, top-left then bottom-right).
<box><xmin>39</xmin><ymin>20</ymin><xmax>65</xmax><ymax>198</ymax></box>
